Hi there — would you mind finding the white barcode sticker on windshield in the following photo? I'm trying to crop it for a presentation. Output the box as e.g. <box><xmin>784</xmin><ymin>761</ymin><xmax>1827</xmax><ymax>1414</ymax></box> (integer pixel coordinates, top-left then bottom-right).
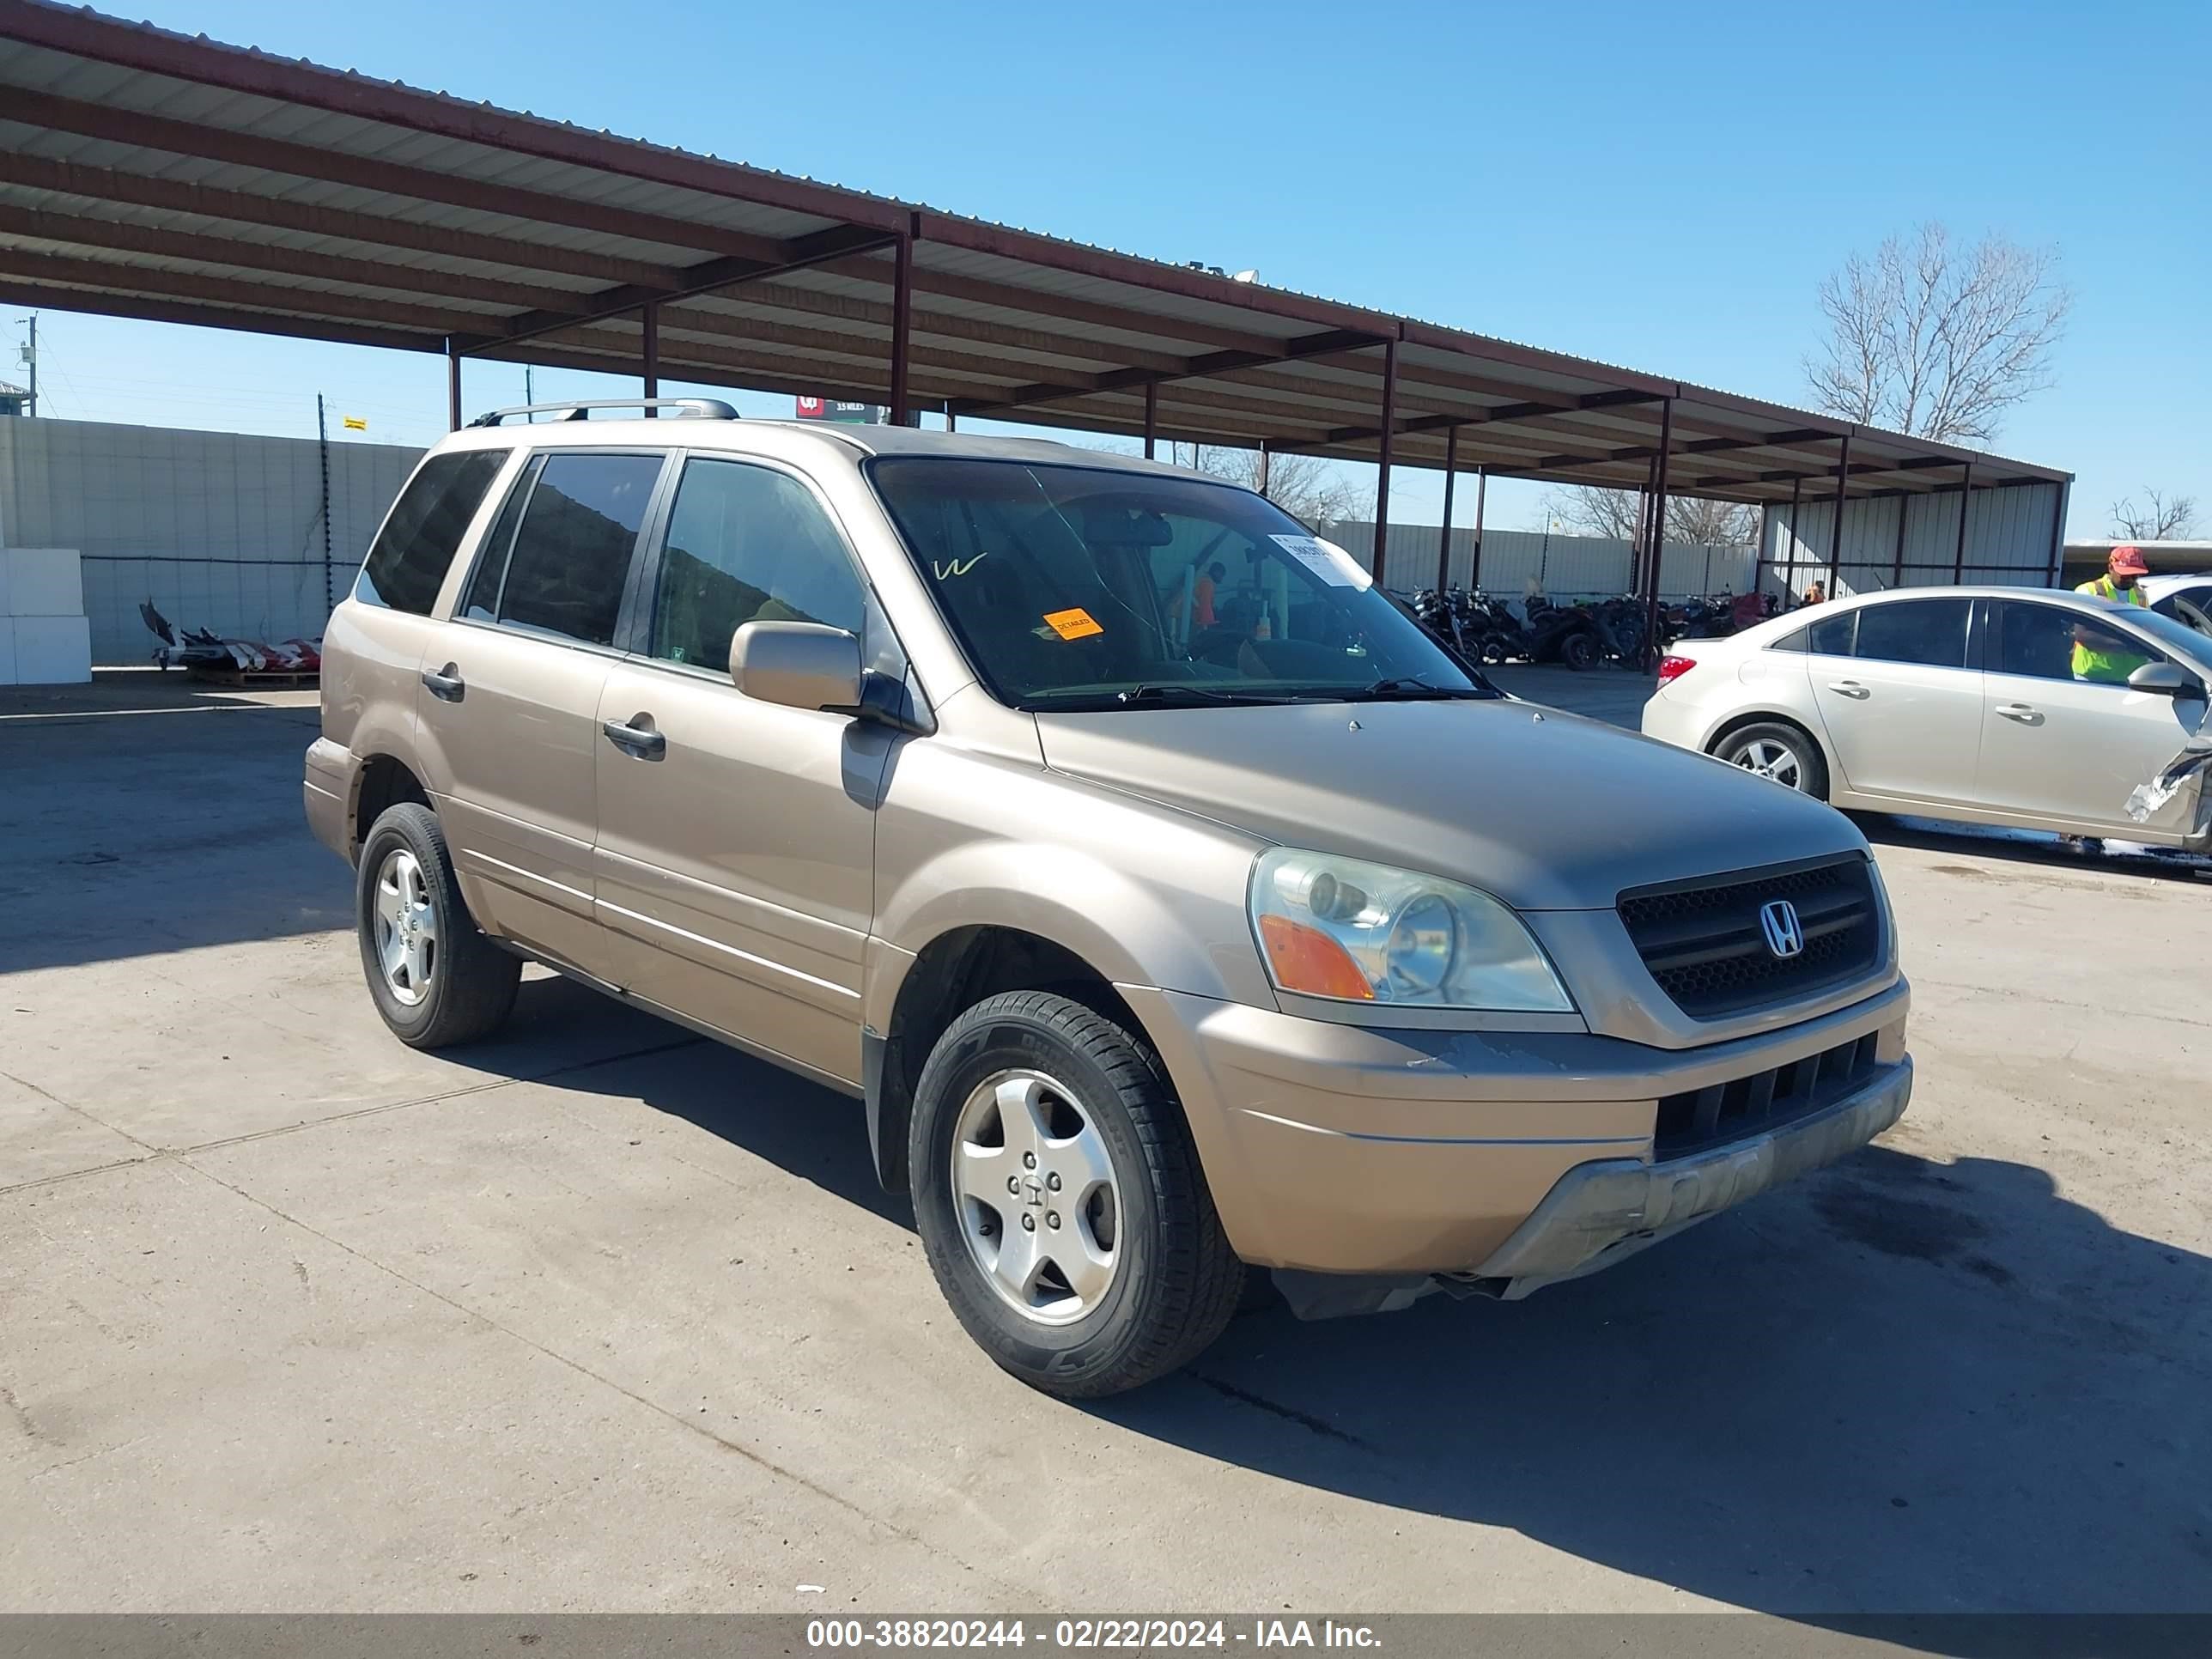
<box><xmin>1271</xmin><ymin>534</ymin><xmax>1371</xmax><ymax>589</ymax></box>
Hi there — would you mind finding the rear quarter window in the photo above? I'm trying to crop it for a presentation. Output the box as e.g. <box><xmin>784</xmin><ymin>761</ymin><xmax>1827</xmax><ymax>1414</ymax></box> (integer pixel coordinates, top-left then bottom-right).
<box><xmin>355</xmin><ymin>449</ymin><xmax>507</xmax><ymax>616</ymax></box>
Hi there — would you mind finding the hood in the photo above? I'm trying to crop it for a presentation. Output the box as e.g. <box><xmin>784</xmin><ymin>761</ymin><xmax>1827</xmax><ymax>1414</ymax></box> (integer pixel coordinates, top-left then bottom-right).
<box><xmin>1032</xmin><ymin>697</ymin><xmax>1868</xmax><ymax>912</ymax></box>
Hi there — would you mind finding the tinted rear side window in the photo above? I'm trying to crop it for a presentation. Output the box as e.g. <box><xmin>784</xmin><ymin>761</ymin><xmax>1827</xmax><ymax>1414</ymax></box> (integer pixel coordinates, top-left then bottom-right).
<box><xmin>489</xmin><ymin>453</ymin><xmax>664</xmax><ymax>647</ymax></box>
<box><xmin>1805</xmin><ymin>611</ymin><xmax>1856</xmax><ymax>655</ymax></box>
<box><xmin>354</xmin><ymin>450</ymin><xmax>505</xmax><ymax>615</ymax></box>
<box><xmin>462</xmin><ymin>456</ymin><xmax>542</xmax><ymax>623</ymax></box>
<box><xmin>1852</xmin><ymin>599</ymin><xmax>1970</xmax><ymax>668</ymax></box>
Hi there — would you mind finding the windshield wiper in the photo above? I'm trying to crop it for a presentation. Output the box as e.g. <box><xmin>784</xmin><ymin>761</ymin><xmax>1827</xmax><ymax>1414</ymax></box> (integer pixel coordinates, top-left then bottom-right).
<box><xmin>1335</xmin><ymin>676</ymin><xmax>1491</xmax><ymax>702</ymax></box>
<box><xmin>1113</xmin><ymin>683</ymin><xmax>1277</xmax><ymax>706</ymax></box>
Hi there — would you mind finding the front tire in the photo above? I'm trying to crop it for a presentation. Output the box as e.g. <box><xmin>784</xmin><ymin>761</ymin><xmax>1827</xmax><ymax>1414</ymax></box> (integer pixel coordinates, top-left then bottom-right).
<box><xmin>908</xmin><ymin>991</ymin><xmax>1243</xmax><ymax>1398</ymax></box>
<box><xmin>1714</xmin><ymin>720</ymin><xmax>1830</xmax><ymax>799</ymax></box>
<box><xmin>1562</xmin><ymin>629</ymin><xmax>1600</xmax><ymax>671</ymax></box>
<box><xmin>355</xmin><ymin>803</ymin><xmax>520</xmax><ymax>1048</ymax></box>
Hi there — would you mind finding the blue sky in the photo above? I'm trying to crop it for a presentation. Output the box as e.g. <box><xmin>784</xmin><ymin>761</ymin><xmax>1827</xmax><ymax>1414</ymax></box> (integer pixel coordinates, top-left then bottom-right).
<box><xmin>12</xmin><ymin>0</ymin><xmax>2208</xmax><ymax>538</ymax></box>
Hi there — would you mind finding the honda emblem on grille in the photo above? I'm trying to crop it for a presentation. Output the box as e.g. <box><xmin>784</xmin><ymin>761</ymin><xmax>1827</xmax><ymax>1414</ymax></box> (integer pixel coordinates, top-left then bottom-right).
<box><xmin>1759</xmin><ymin>899</ymin><xmax>1806</xmax><ymax>959</ymax></box>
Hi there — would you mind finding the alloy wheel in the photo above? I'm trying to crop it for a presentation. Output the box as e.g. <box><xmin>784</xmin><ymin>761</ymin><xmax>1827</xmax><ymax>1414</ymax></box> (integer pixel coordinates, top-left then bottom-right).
<box><xmin>371</xmin><ymin>846</ymin><xmax>439</xmax><ymax>1006</ymax></box>
<box><xmin>1731</xmin><ymin>737</ymin><xmax>1804</xmax><ymax>791</ymax></box>
<box><xmin>951</xmin><ymin>1069</ymin><xmax>1121</xmax><ymax>1326</ymax></box>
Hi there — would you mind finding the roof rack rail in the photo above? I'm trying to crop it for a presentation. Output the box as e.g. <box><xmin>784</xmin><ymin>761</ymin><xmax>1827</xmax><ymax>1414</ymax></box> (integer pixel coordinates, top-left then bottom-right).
<box><xmin>467</xmin><ymin>398</ymin><xmax>739</xmax><ymax>428</ymax></box>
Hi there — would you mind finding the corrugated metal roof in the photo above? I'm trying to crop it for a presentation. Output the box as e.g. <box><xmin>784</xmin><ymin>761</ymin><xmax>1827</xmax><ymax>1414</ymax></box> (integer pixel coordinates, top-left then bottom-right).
<box><xmin>0</xmin><ymin>0</ymin><xmax>2070</xmax><ymax>516</ymax></box>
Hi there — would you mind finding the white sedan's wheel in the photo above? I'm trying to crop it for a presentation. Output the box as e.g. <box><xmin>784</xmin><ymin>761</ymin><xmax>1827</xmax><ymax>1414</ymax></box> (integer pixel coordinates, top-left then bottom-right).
<box><xmin>1733</xmin><ymin>737</ymin><xmax>1804</xmax><ymax>789</ymax></box>
<box><xmin>1715</xmin><ymin>722</ymin><xmax>1829</xmax><ymax>800</ymax></box>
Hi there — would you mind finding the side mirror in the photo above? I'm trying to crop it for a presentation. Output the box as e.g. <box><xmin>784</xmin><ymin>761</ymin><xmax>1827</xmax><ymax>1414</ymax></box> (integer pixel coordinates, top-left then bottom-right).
<box><xmin>2126</xmin><ymin>660</ymin><xmax>2195</xmax><ymax>697</ymax></box>
<box><xmin>729</xmin><ymin>620</ymin><xmax>863</xmax><ymax>714</ymax></box>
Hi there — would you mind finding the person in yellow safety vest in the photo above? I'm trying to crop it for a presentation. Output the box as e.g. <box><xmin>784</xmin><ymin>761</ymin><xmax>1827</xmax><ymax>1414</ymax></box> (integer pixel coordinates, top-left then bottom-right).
<box><xmin>2071</xmin><ymin>544</ymin><xmax>2152</xmax><ymax>683</ymax></box>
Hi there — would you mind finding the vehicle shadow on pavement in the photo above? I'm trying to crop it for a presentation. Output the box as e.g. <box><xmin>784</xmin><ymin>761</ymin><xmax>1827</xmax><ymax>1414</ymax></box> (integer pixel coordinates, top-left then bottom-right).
<box><xmin>497</xmin><ymin>988</ymin><xmax>2209</xmax><ymax>1623</ymax></box>
<box><xmin>1091</xmin><ymin>1143</ymin><xmax>2209</xmax><ymax>1625</ymax></box>
<box><xmin>1855</xmin><ymin>813</ymin><xmax>2212</xmax><ymax>883</ymax></box>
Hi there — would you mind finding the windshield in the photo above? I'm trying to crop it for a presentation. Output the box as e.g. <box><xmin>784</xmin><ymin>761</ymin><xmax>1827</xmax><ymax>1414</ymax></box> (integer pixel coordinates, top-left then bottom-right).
<box><xmin>866</xmin><ymin>457</ymin><xmax>1490</xmax><ymax>709</ymax></box>
<box><xmin>2111</xmin><ymin>602</ymin><xmax>2212</xmax><ymax>667</ymax></box>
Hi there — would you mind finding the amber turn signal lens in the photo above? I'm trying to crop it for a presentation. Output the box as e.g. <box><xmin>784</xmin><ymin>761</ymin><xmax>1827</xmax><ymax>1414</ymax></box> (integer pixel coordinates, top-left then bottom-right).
<box><xmin>1258</xmin><ymin>914</ymin><xmax>1375</xmax><ymax>1000</ymax></box>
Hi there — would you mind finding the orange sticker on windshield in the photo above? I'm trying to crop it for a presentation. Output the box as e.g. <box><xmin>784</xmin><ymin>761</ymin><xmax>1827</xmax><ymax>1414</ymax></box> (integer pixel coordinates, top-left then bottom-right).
<box><xmin>1042</xmin><ymin>607</ymin><xmax>1103</xmax><ymax>641</ymax></box>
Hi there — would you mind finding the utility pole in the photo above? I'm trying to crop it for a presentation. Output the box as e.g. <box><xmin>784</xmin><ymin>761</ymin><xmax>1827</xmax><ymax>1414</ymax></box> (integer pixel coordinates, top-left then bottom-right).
<box><xmin>16</xmin><ymin>313</ymin><xmax>34</xmax><ymax>416</ymax></box>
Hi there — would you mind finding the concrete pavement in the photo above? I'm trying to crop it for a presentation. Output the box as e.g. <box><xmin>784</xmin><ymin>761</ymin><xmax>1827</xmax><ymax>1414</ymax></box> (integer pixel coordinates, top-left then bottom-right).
<box><xmin>3</xmin><ymin>671</ymin><xmax>2206</xmax><ymax>1616</ymax></box>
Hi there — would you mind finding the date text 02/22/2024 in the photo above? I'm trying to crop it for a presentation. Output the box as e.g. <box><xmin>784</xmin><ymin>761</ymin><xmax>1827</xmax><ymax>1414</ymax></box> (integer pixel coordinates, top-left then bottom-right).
<box><xmin>804</xmin><ymin>1619</ymin><xmax>1382</xmax><ymax>1650</ymax></box>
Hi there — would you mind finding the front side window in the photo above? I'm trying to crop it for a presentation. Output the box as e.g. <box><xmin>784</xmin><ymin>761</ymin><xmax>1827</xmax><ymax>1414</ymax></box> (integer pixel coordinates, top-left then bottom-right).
<box><xmin>1851</xmin><ymin>599</ymin><xmax>1970</xmax><ymax>668</ymax></box>
<box><xmin>866</xmin><ymin>459</ymin><xmax>1489</xmax><ymax>709</ymax></box>
<box><xmin>1997</xmin><ymin>600</ymin><xmax>2166</xmax><ymax>687</ymax></box>
<box><xmin>469</xmin><ymin>452</ymin><xmax>663</xmax><ymax>647</ymax></box>
<box><xmin>355</xmin><ymin>449</ymin><xmax>505</xmax><ymax>615</ymax></box>
<box><xmin>648</xmin><ymin>459</ymin><xmax>866</xmax><ymax>670</ymax></box>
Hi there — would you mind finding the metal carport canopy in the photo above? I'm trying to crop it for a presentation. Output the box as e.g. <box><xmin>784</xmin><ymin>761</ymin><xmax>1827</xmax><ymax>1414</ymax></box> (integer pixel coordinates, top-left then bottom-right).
<box><xmin>0</xmin><ymin>0</ymin><xmax>2069</xmax><ymax>539</ymax></box>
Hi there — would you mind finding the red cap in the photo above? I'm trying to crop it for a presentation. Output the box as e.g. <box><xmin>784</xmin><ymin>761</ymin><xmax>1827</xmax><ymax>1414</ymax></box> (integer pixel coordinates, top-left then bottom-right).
<box><xmin>2110</xmin><ymin>544</ymin><xmax>2150</xmax><ymax>575</ymax></box>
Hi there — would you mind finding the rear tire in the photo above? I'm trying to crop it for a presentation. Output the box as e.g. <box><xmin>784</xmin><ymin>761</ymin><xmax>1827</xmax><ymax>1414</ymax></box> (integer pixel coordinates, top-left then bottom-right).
<box><xmin>1563</xmin><ymin>629</ymin><xmax>1600</xmax><ymax>672</ymax></box>
<box><xmin>1713</xmin><ymin>720</ymin><xmax>1829</xmax><ymax>800</ymax></box>
<box><xmin>908</xmin><ymin>991</ymin><xmax>1243</xmax><ymax>1398</ymax></box>
<box><xmin>355</xmin><ymin>803</ymin><xmax>520</xmax><ymax>1048</ymax></box>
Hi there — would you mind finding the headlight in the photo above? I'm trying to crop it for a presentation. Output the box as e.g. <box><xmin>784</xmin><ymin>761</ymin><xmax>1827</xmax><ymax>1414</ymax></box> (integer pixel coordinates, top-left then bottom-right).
<box><xmin>1249</xmin><ymin>848</ymin><xmax>1574</xmax><ymax>1012</ymax></box>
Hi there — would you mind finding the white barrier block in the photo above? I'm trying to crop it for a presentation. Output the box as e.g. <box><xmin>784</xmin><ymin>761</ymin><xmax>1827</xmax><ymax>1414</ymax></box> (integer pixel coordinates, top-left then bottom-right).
<box><xmin>3</xmin><ymin>548</ymin><xmax>86</xmax><ymax>617</ymax></box>
<box><xmin>11</xmin><ymin>616</ymin><xmax>93</xmax><ymax>684</ymax></box>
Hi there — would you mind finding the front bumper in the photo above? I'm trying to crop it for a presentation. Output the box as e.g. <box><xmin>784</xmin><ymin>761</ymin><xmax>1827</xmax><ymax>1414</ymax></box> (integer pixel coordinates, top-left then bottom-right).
<box><xmin>1466</xmin><ymin>1054</ymin><xmax>1911</xmax><ymax>1296</ymax></box>
<box><xmin>1120</xmin><ymin>975</ymin><xmax>1910</xmax><ymax>1279</ymax></box>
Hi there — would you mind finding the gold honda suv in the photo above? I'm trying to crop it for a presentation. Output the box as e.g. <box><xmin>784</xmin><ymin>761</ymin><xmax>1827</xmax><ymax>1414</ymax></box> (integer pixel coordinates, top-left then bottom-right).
<box><xmin>306</xmin><ymin>401</ymin><xmax>1912</xmax><ymax>1396</ymax></box>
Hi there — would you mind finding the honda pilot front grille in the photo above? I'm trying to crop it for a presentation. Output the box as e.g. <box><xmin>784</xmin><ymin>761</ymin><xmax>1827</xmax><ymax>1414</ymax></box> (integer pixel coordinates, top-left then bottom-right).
<box><xmin>1617</xmin><ymin>854</ymin><xmax>1881</xmax><ymax>1020</ymax></box>
<box><xmin>1654</xmin><ymin>1031</ymin><xmax>1882</xmax><ymax>1159</ymax></box>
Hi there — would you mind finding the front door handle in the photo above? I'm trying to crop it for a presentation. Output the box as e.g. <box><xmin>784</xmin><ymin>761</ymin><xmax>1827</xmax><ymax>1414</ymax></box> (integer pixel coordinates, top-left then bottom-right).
<box><xmin>421</xmin><ymin>664</ymin><xmax>465</xmax><ymax>702</ymax></box>
<box><xmin>1826</xmin><ymin>680</ymin><xmax>1870</xmax><ymax>699</ymax></box>
<box><xmin>602</xmin><ymin>715</ymin><xmax>666</xmax><ymax>760</ymax></box>
<box><xmin>1996</xmin><ymin>702</ymin><xmax>2043</xmax><ymax>725</ymax></box>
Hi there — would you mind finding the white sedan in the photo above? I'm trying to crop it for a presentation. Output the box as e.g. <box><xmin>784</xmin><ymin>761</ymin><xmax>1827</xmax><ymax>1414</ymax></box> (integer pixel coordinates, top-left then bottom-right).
<box><xmin>1640</xmin><ymin>586</ymin><xmax>2212</xmax><ymax>849</ymax></box>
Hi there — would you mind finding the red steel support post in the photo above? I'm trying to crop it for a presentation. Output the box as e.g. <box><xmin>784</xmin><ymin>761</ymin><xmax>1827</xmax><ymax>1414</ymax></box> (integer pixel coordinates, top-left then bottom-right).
<box><xmin>1371</xmin><ymin>337</ymin><xmax>1398</xmax><ymax>584</ymax></box>
<box><xmin>1436</xmin><ymin>424</ymin><xmax>1457</xmax><ymax>592</ymax></box>
<box><xmin>889</xmin><ymin>230</ymin><xmax>914</xmax><ymax>426</ymax></box>
<box><xmin>1643</xmin><ymin>398</ymin><xmax>1674</xmax><ymax>661</ymax></box>
<box><xmin>2045</xmin><ymin>483</ymin><xmax>2068</xmax><ymax>586</ymax></box>
<box><xmin>1827</xmin><ymin>433</ymin><xmax>1850</xmax><ymax>588</ymax></box>
<box><xmin>1891</xmin><ymin>488</ymin><xmax>1909</xmax><ymax>587</ymax></box>
<box><xmin>1469</xmin><ymin>465</ymin><xmax>1486</xmax><ymax>591</ymax></box>
<box><xmin>1952</xmin><ymin>461</ymin><xmax>1972</xmax><ymax>582</ymax></box>
<box><xmin>1785</xmin><ymin>473</ymin><xmax>1803</xmax><ymax>598</ymax></box>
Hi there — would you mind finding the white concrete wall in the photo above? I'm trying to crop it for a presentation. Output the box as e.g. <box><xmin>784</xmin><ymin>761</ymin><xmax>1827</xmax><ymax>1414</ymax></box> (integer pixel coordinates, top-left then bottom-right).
<box><xmin>0</xmin><ymin>416</ymin><xmax>422</xmax><ymax>663</ymax></box>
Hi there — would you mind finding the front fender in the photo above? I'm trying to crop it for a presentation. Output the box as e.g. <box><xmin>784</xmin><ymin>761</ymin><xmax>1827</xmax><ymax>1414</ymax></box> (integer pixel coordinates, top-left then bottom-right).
<box><xmin>866</xmin><ymin>743</ymin><xmax>1277</xmax><ymax>1031</ymax></box>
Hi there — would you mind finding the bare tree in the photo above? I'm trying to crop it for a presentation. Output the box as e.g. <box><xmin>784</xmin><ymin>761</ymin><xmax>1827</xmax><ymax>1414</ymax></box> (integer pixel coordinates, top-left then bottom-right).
<box><xmin>1200</xmin><ymin>447</ymin><xmax>1370</xmax><ymax>529</ymax></box>
<box><xmin>2110</xmin><ymin>487</ymin><xmax>2199</xmax><ymax>541</ymax></box>
<box><xmin>1804</xmin><ymin>222</ymin><xmax>2070</xmax><ymax>442</ymax></box>
<box><xmin>1541</xmin><ymin>485</ymin><xmax>1758</xmax><ymax>547</ymax></box>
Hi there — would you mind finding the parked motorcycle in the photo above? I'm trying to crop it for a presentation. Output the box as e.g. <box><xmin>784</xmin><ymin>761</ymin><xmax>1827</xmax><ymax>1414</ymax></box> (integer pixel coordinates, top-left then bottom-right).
<box><xmin>1523</xmin><ymin>596</ymin><xmax>1605</xmax><ymax>672</ymax></box>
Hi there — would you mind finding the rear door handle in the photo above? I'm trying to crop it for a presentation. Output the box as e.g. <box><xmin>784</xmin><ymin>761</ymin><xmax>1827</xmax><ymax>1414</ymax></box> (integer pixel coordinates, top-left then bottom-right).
<box><xmin>1826</xmin><ymin>680</ymin><xmax>1870</xmax><ymax>699</ymax></box>
<box><xmin>421</xmin><ymin>665</ymin><xmax>465</xmax><ymax>702</ymax></box>
<box><xmin>1996</xmin><ymin>702</ymin><xmax>2043</xmax><ymax>725</ymax></box>
<box><xmin>602</xmin><ymin>716</ymin><xmax>666</xmax><ymax>760</ymax></box>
